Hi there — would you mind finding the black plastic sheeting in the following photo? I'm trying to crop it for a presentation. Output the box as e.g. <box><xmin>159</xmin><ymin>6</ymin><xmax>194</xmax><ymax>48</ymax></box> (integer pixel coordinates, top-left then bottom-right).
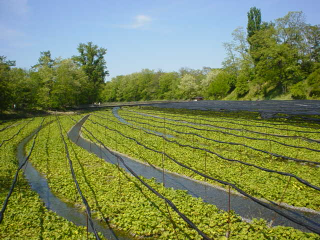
<box><xmin>150</xmin><ymin>100</ymin><xmax>320</xmax><ymax>118</ymax></box>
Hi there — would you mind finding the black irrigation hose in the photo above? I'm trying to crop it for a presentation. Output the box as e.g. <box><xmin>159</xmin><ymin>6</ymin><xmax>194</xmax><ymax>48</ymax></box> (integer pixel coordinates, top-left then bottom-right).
<box><xmin>0</xmin><ymin>122</ymin><xmax>22</xmax><ymax>132</ymax></box>
<box><xmin>0</xmin><ymin>118</ymin><xmax>34</xmax><ymax>148</ymax></box>
<box><xmin>72</xmin><ymin>115</ymin><xmax>159</xmax><ymax>170</ymax></box>
<box><xmin>56</xmin><ymin>116</ymin><xmax>101</xmax><ymax>240</ymax></box>
<box><xmin>117</xmin><ymin>114</ymin><xmax>320</xmax><ymax>165</ymax></box>
<box><xmin>89</xmin><ymin>116</ymin><xmax>320</xmax><ymax>192</ymax></box>
<box><xmin>216</xmin><ymin>116</ymin><xmax>320</xmax><ymax>129</ymax></box>
<box><xmin>127</xmin><ymin>109</ymin><xmax>320</xmax><ymax>134</ymax></box>
<box><xmin>0</xmin><ymin>118</ymin><xmax>44</xmax><ymax>224</ymax></box>
<box><xmin>86</xmin><ymin>118</ymin><xmax>320</xmax><ymax>235</ymax></box>
<box><xmin>114</xmin><ymin>111</ymin><xmax>320</xmax><ymax>154</ymax></box>
<box><xmin>81</xmin><ymin>123</ymin><xmax>212</xmax><ymax>240</ymax></box>
<box><xmin>129</xmin><ymin>108</ymin><xmax>320</xmax><ymax>127</ymax></box>
<box><xmin>94</xmin><ymin>112</ymin><xmax>320</xmax><ymax>165</ymax></box>
<box><xmin>122</xmin><ymin>110</ymin><xmax>320</xmax><ymax>144</ymax></box>
<box><xmin>127</xmin><ymin>110</ymin><xmax>320</xmax><ymax>142</ymax></box>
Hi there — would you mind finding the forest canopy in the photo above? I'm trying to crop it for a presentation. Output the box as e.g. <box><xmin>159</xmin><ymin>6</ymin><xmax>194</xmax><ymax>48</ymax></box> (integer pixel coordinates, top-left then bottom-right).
<box><xmin>0</xmin><ymin>42</ymin><xmax>108</xmax><ymax>111</ymax></box>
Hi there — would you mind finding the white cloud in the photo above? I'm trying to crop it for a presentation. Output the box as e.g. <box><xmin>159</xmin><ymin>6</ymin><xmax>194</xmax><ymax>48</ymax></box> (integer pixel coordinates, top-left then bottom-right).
<box><xmin>131</xmin><ymin>15</ymin><xmax>152</xmax><ymax>28</ymax></box>
<box><xmin>120</xmin><ymin>15</ymin><xmax>153</xmax><ymax>29</ymax></box>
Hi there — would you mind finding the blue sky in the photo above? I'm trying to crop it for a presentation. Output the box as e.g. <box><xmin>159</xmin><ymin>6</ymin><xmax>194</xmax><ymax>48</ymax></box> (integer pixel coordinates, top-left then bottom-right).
<box><xmin>1</xmin><ymin>0</ymin><xmax>319</xmax><ymax>81</ymax></box>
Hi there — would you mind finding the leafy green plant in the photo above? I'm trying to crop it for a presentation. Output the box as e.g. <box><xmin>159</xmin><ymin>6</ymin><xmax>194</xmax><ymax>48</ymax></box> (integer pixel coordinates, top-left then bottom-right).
<box><xmin>0</xmin><ymin>117</ymin><xmax>99</xmax><ymax>239</ymax></box>
<box><xmin>290</xmin><ymin>81</ymin><xmax>307</xmax><ymax>99</ymax></box>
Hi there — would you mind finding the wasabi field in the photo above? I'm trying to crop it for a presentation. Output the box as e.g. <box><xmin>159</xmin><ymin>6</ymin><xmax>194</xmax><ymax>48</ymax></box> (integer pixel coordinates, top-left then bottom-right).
<box><xmin>1</xmin><ymin>101</ymin><xmax>320</xmax><ymax>239</ymax></box>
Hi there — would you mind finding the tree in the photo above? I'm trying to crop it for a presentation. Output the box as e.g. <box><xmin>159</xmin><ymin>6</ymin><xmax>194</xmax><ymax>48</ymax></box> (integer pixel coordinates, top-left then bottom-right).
<box><xmin>304</xmin><ymin>25</ymin><xmax>320</xmax><ymax>63</ymax></box>
<box><xmin>158</xmin><ymin>72</ymin><xmax>180</xmax><ymax>99</ymax></box>
<box><xmin>178</xmin><ymin>74</ymin><xmax>199</xmax><ymax>99</ymax></box>
<box><xmin>250</xmin><ymin>26</ymin><xmax>302</xmax><ymax>94</ymax></box>
<box><xmin>222</xmin><ymin>42</ymin><xmax>239</xmax><ymax>76</ymax></box>
<box><xmin>73</xmin><ymin>42</ymin><xmax>108</xmax><ymax>103</ymax></box>
<box><xmin>50</xmin><ymin>59</ymin><xmax>90</xmax><ymax>108</ymax></box>
<box><xmin>8</xmin><ymin>68</ymin><xmax>35</xmax><ymax>109</ymax></box>
<box><xmin>0</xmin><ymin>56</ymin><xmax>15</xmax><ymax>111</ymax></box>
<box><xmin>306</xmin><ymin>66</ymin><xmax>320</xmax><ymax>98</ymax></box>
<box><xmin>236</xmin><ymin>71</ymin><xmax>250</xmax><ymax>97</ymax></box>
<box><xmin>247</xmin><ymin>7</ymin><xmax>262</xmax><ymax>65</ymax></box>
<box><xmin>275</xmin><ymin>11</ymin><xmax>306</xmax><ymax>47</ymax></box>
<box><xmin>300</xmin><ymin>24</ymin><xmax>320</xmax><ymax>75</ymax></box>
<box><xmin>136</xmin><ymin>69</ymin><xmax>157</xmax><ymax>101</ymax></box>
<box><xmin>201</xmin><ymin>69</ymin><xmax>222</xmax><ymax>97</ymax></box>
<box><xmin>290</xmin><ymin>81</ymin><xmax>307</xmax><ymax>99</ymax></box>
<box><xmin>247</xmin><ymin>7</ymin><xmax>262</xmax><ymax>39</ymax></box>
<box><xmin>222</xmin><ymin>27</ymin><xmax>254</xmax><ymax>97</ymax></box>
<box><xmin>207</xmin><ymin>71</ymin><xmax>233</xmax><ymax>99</ymax></box>
<box><xmin>221</xmin><ymin>43</ymin><xmax>238</xmax><ymax>92</ymax></box>
<box><xmin>122</xmin><ymin>73</ymin><xmax>140</xmax><ymax>101</ymax></box>
<box><xmin>29</xmin><ymin>51</ymin><xmax>56</xmax><ymax>109</ymax></box>
<box><xmin>33</xmin><ymin>51</ymin><xmax>54</xmax><ymax>69</ymax></box>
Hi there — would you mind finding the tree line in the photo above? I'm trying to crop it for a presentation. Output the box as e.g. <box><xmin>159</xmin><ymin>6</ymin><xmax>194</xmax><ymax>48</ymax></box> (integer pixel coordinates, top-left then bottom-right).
<box><xmin>104</xmin><ymin>8</ymin><xmax>319</xmax><ymax>102</ymax></box>
<box><xmin>1</xmin><ymin>8</ymin><xmax>319</xmax><ymax>112</ymax></box>
<box><xmin>0</xmin><ymin>42</ymin><xmax>108</xmax><ymax>111</ymax></box>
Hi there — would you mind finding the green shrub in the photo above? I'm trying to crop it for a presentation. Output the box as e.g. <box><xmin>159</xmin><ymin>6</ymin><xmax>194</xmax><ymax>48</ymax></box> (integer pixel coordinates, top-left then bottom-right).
<box><xmin>307</xmin><ymin>68</ymin><xmax>320</xmax><ymax>98</ymax></box>
<box><xmin>207</xmin><ymin>71</ymin><xmax>234</xmax><ymax>99</ymax></box>
<box><xmin>290</xmin><ymin>81</ymin><xmax>307</xmax><ymax>99</ymax></box>
<box><xmin>236</xmin><ymin>73</ymin><xmax>250</xmax><ymax>97</ymax></box>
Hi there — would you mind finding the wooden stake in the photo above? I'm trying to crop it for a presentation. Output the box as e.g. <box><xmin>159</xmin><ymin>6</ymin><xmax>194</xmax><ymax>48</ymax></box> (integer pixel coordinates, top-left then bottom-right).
<box><xmin>162</xmin><ymin>111</ymin><xmax>166</xmax><ymax>187</ymax></box>
<box><xmin>270</xmin><ymin>176</ymin><xmax>292</xmax><ymax>226</ymax></box>
<box><xmin>86</xmin><ymin>213</ymin><xmax>89</xmax><ymax>240</ymax></box>
<box><xmin>227</xmin><ymin>185</ymin><xmax>231</xmax><ymax>238</ymax></box>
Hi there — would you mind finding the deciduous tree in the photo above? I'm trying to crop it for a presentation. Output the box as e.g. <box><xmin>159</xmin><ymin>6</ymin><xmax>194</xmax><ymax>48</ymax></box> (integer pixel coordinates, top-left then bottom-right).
<box><xmin>0</xmin><ymin>56</ymin><xmax>15</xmax><ymax>111</ymax></box>
<box><xmin>73</xmin><ymin>42</ymin><xmax>108</xmax><ymax>102</ymax></box>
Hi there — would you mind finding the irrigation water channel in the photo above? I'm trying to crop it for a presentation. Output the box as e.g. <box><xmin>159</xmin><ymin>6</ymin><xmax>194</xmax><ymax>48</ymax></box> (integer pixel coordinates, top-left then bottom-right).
<box><xmin>19</xmin><ymin>112</ymin><xmax>320</xmax><ymax>238</ymax></box>
<box><xmin>17</xmin><ymin>124</ymin><xmax>132</xmax><ymax>240</ymax></box>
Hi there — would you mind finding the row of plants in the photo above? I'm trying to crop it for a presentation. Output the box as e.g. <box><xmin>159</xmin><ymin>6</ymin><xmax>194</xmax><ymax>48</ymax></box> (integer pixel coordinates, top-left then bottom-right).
<box><xmin>122</xmin><ymin>107</ymin><xmax>320</xmax><ymax>162</ymax></box>
<box><xmin>0</xmin><ymin>118</ymin><xmax>32</xmax><ymax>142</ymax></box>
<box><xmin>135</xmin><ymin>106</ymin><xmax>320</xmax><ymax>132</ymax></box>
<box><xmin>81</xmin><ymin>113</ymin><xmax>320</xmax><ymax>238</ymax></box>
<box><xmin>89</xmin><ymin>109</ymin><xmax>320</xmax><ymax>211</ymax></box>
<box><xmin>118</xmin><ymin>109</ymin><xmax>320</xmax><ymax>165</ymax></box>
<box><xmin>126</xmin><ymin>107</ymin><xmax>320</xmax><ymax>144</ymax></box>
<box><xmin>0</xmin><ymin>120</ymin><xmax>23</xmax><ymax>132</ymax></box>
<box><xmin>26</xmin><ymin>114</ymin><xmax>235</xmax><ymax>239</ymax></box>
<box><xmin>118</xmin><ymin>108</ymin><xmax>320</xmax><ymax>165</ymax></box>
<box><xmin>1</xmin><ymin>112</ymin><xmax>318</xmax><ymax>239</ymax></box>
<box><xmin>0</xmin><ymin>116</ymin><xmax>97</xmax><ymax>239</ymax></box>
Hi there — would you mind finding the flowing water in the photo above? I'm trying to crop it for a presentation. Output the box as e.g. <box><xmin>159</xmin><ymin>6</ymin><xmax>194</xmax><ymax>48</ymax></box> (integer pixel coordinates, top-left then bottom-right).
<box><xmin>17</xmin><ymin>125</ymin><xmax>133</xmax><ymax>240</ymax></box>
